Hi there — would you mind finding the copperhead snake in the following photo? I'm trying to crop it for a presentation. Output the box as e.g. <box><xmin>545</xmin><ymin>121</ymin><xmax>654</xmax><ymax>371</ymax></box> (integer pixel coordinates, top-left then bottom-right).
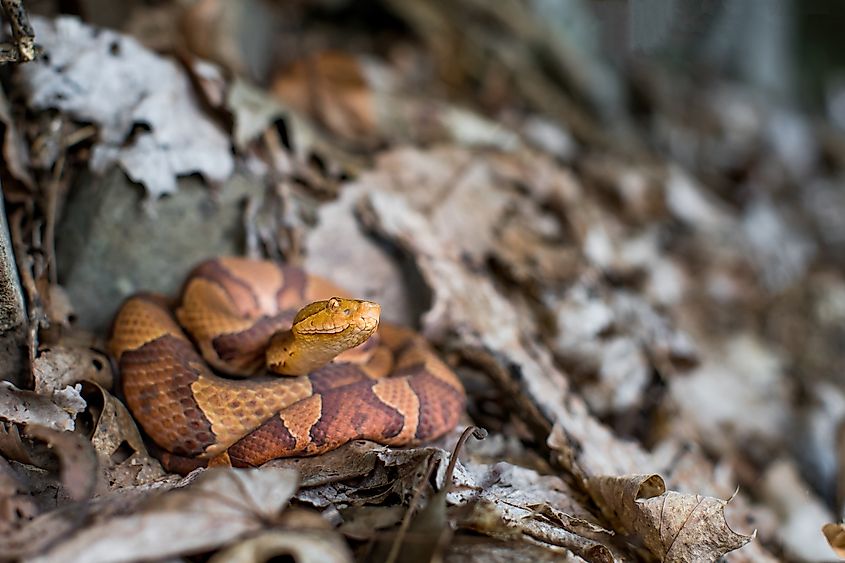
<box><xmin>109</xmin><ymin>257</ymin><xmax>465</xmax><ymax>474</ymax></box>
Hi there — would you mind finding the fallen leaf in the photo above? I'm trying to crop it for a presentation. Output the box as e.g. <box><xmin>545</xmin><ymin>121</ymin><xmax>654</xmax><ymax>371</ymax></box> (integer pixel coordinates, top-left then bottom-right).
<box><xmin>823</xmin><ymin>523</ymin><xmax>845</xmax><ymax>559</ymax></box>
<box><xmin>337</xmin><ymin>505</ymin><xmax>406</xmax><ymax>540</ymax></box>
<box><xmin>19</xmin><ymin>16</ymin><xmax>233</xmax><ymax>198</ymax></box>
<box><xmin>446</xmin><ymin>537</ymin><xmax>585</xmax><ymax>562</ymax></box>
<box><xmin>448</xmin><ymin>460</ymin><xmax>616</xmax><ymax>561</ymax></box>
<box><xmin>304</xmin><ymin>182</ymin><xmax>415</xmax><ymax>325</ymax></box>
<box><xmin>44</xmin><ymin>284</ymin><xmax>74</xmax><ymax>329</ymax></box>
<box><xmin>587</xmin><ymin>473</ymin><xmax>753</xmax><ymax>562</ymax></box>
<box><xmin>372</xmin><ymin>426</ymin><xmax>486</xmax><ymax>563</ymax></box>
<box><xmin>292</xmin><ymin>444</ymin><xmax>443</xmax><ymax>509</ymax></box>
<box><xmin>272</xmin><ymin>51</ymin><xmax>379</xmax><ymax>146</ymax></box>
<box><xmin>759</xmin><ymin>460</ymin><xmax>836</xmax><ymax>561</ymax></box>
<box><xmin>0</xmin><ymin>457</ymin><xmax>39</xmax><ymax>535</ymax></box>
<box><xmin>208</xmin><ymin>510</ymin><xmax>352</xmax><ymax>563</ymax></box>
<box><xmin>27</xmin><ymin>467</ymin><xmax>299</xmax><ymax>563</ymax></box>
<box><xmin>0</xmin><ymin>381</ymin><xmax>80</xmax><ymax>432</ymax></box>
<box><xmin>32</xmin><ymin>345</ymin><xmax>113</xmax><ymax>396</ymax></box>
<box><xmin>84</xmin><ymin>383</ymin><xmax>165</xmax><ymax>487</ymax></box>
<box><xmin>742</xmin><ymin>198</ymin><xmax>816</xmax><ymax>292</ymax></box>
<box><xmin>670</xmin><ymin>335</ymin><xmax>788</xmax><ymax>455</ymax></box>
<box><xmin>226</xmin><ymin>78</ymin><xmax>363</xmax><ymax>173</ymax></box>
<box><xmin>181</xmin><ymin>0</ymin><xmax>281</xmax><ymax>80</ymax></box>
<box><xmin>264</xmin><ymin>440</ymin><xmax>383</xmax><ymax>488</ymax></box>
<box><xmin>22</xmin><ymin>425</ymin><xmax>98</xmax><ymax>502</ymax></box>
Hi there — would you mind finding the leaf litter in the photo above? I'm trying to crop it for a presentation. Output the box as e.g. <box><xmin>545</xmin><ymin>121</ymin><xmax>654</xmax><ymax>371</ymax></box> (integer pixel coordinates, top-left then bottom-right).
<box><xmin>1</xmin><ymin>2</ymin><xmax>844</xmax><ymax>562</ymax></box>
<box><xmin>17</xmin><ymin>16</ymin><xmax>233</xmax><ymax>199</ymax></box>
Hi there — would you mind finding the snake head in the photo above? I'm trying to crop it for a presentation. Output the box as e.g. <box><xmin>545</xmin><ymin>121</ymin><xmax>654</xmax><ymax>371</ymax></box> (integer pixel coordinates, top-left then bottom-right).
<box><xmin>292</xmin><ymin>297</ymin><xmax>380</xmax><ymax>349</ymax></box>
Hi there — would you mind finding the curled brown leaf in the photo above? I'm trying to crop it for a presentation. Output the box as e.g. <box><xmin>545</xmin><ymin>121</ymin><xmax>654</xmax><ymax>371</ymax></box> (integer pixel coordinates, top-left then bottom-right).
<box><xmin>587</xmin><ymin>474</ymin><xmax>753</xmax><ymax>562</ymax></box>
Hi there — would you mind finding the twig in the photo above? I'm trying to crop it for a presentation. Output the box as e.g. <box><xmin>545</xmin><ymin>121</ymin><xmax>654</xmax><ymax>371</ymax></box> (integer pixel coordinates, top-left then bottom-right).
<box><xmin>0</xmin><ymin>0</ymin><xmax>40</xmax><ymax>64</ymax></box>
<box><xmin>8</xmin><ymin>208</ymin><xmax>40</xmax><ymax>382</ymax></box>
<box><xmin>384</xmin><ymin>426</ymin><xmax>488</xmax><ymax>563</ymax></box>
<box><xmin>42</xmin><ymin>152</ymin><xmax>64</xmax><ymax>286</ymax></box>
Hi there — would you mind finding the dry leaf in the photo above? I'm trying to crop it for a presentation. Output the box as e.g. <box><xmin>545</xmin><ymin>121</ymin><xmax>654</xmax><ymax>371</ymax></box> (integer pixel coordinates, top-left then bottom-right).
<box><xmin>588</xmin><ymin>474</ymin><xmax>753</xmax><ymax>562</ymax></box>
<box><xmin>449</xmin><ymin>460</ymin><xmax>616</xmax><ymax>561</ymax></box>
<box><xmin>446</xmin><ymin>538</ymin><xmax>587</xmax><ymax>563</ymax></box>
<box><xmin>823</xmin><ymin>523</ymin><xmax>845</xmax><ymax>559</ymax></box>
<box><xmin>181</xmin><ymin>0</ymin><xmax>281</xmax><ymax>80</ymax></box>
<box><xmin>337</xmin><ymin>505</ymin><xmax>406</xmax><ymax>540</ymax></box>
<box><xmin>85</xmin><ymin>383</ymin><xmax>164</xmax><ymax>487</ymax></box>
<box><xmin>273</xmin><ymin>51</ymin><xmax>378</xmax><ymax>145</ymax></box>
<box><xmin>19</xmin><ymin>16</ymin><xmax>233</xmax><ymax>198</ymax></box>
<box><xmin>292</xmin><ymin>445</ymin><xmax>443</xmax><ymax>508</ymax></box>
<box><xmin>0</xmin><ymin>457</ymin><xmax>39</xmax><ymax>534</ymax></box>
<box><xmin>759</xmin><ymin>460</ymin><xmax>836</xmax><ymax>561</ymax></box>
<box><xmin>369</xmin><ymin>427</ymin><xmax>485</xmax><ymax>563</ymax></box>
<box><xmin>304</xmin><ymin>183</ymin><xmax>415</xmax><ymax>325</ymax></box>
<box><xmin>22</xmin><ymin>425</ymin><xmax>98</xmax><ymax>502</ymax></box>
<box><xmin>33</xmin><ymin>346</ymin><xmax>112</xmax><ymax>396</ymax></box>
<box><xmin>741</xmin><ymin>198</ymin><xmax>815</xmax><ymax>292</ymax></box>
<box><xmin>670</xmin><ymin>335</ymin><xmax>787</xmax><ymax>455</ymax></box>
<box><xmin>264</xmin><ymin>440</ymin><xmax>384</xmax><ymax>488</ymax></box>
<box><xmin>28</xmin><ymin>467</ymin><xmax>299</xmax><ymax>563</ymax></box>
<box><xmin>208</xmin><ymin>510</ymin><xmax>352</xmax><ymax>563</ymax></box>
<box><xmin>44</xmin><ymin>285</ymin><xmax>74</xmax><ymax>329</ymax></box>
<box><xmin>227</xmin><ymin>78</ymin><xmax>362</xmax><ymax>172</ymax></box>
<box><xmin>0</xmin><ymin>382</ymin><xmax>80</xmax><ymax>432</ymax></box>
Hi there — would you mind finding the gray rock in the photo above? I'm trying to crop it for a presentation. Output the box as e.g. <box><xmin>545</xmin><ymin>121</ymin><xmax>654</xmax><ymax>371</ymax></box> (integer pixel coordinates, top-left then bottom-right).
<box><xmin>0</xmin><ymin>183</ymin><xmax>27</xmax><ymax>384</ymax></box>
<box><xmin>57</xmin><ymin>168</ymin><xmax>262</xmax><ymax>333</ymax></box>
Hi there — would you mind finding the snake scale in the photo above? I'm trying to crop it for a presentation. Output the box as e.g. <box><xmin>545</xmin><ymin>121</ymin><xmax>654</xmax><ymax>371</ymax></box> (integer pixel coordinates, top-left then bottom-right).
<box><xmin>110</xmin><ymin>257</ymin><xmax>465</xmax><ymax>474</ymax></box>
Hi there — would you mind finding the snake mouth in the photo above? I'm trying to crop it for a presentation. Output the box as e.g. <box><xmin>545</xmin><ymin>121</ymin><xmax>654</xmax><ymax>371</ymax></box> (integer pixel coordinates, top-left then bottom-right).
<box><xmin>298</xmin><ymin>314</ymin><xmax>380</xmax><ymax>336</ymax></box>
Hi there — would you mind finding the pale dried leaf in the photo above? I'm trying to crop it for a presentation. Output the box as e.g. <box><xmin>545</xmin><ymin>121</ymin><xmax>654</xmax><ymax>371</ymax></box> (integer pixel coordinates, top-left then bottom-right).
<box><xmin>742</xmin><ymin>198</ymin><xmax>815</xmax><ymax>292</ymax></box>
<box><xmin>19</xmin><ymin>16</ymin><xmax>233</xmax><ymax>198</ymax></box>
<box><xmin>588</xmin><ymin>474</ymin><xmax>753</xmax><ymax>562</ymax></box>
<box><xmin>759</xmin><ymin>460</ymin><xmax>836</xmax><ymax>561</ymax></box>
<box><xmin>0</xmin><ymin>382</ymin><xmax>78</xmax><ymax>432</ymax></box>
<box><xmin>208</xmin><ymin>511</ymin><xmax>352</xmax><ymax>563</ymax></box>
<box><xmin>438</xmin><ymin>106</ymin><xmax>520</xmax><ymax>150</ymax></box>
<box><xmin>664</xmin><ymin>167</ymin><xmax>733</xmax><ymax>233</ymax></box>
<box><xmin>44</xmin><ymin>285</ymin><xmax>74</xmax><ymax>328</ymax></box>
<box><xmin>28</xmin><ymin>467</ymin><xmax>299</xmax><ymax>563</ymax></box>
<box><xmin>304</xmin><ymin>183</ymin><xmax>414</xmax><ymax>325</ymax></box>
<box><xmin>33</xmin><ymin>346</ymin><xmax>113</xmax><ymax>396</ymax></box>
<box><xmin>522</xmin><ymin>115</ymin><xmax>577</xmax><ymax>160</ymax></box>
<box><xmin>337</xmin><ymin>505</ymin><xmax>406</xmax><ymax>540</ymax></box>
<box><xmin>450</xmin><ymin>461</ymin><xmax>616</xmax><ymax>561</ymax></box>
<box><xmin>670</xmin><ymin>335</ymin><xmax>787</xmax><ymax>454</ymax></box>
<box><xmin>228</xmin><ymin>78</ymin><xmax>289</xmax><ymax>150</ymax></box>
<box><xmin>86</xmin><ymin>383</ymin><xmax>164</xmax><ymax>487</ymax></box>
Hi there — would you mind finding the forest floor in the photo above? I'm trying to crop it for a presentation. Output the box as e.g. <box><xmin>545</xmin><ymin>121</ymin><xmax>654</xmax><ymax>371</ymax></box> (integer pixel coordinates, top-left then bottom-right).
<box><xmin>1</xmin><ymin>2</ymin><xmax>845</xmax><ymax>561</ymax></box>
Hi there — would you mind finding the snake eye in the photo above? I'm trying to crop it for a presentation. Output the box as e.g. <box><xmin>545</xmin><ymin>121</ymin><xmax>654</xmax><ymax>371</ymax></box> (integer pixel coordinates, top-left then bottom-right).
<box><xmin>343</xmin><ymin>309</ymin><xmax>350</xmax><ymax>315</ymax></box>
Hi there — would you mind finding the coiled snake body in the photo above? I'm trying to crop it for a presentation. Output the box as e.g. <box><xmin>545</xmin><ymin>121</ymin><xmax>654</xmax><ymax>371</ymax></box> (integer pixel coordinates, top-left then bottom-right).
<box><xmin>110</xmin><ymin>257</ymin><xmax>465</xmax><ymax>473</ymax></box>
